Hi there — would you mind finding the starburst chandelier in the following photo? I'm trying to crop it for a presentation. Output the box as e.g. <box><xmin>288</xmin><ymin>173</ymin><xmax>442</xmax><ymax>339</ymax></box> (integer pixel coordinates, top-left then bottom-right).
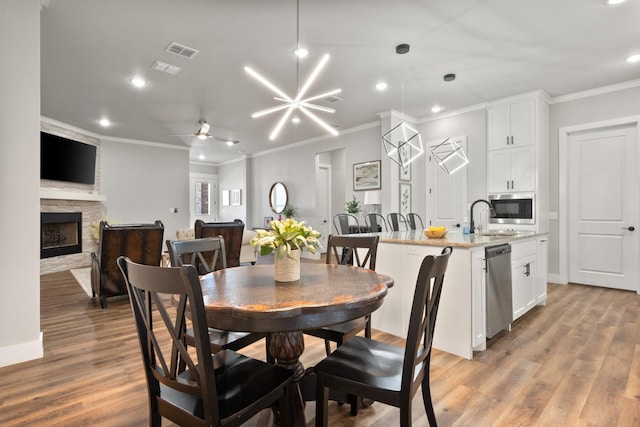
<box><xmin>245</xmin><ymin>0</ymin><xmax>341</xmax><ymax>141</ymax></box>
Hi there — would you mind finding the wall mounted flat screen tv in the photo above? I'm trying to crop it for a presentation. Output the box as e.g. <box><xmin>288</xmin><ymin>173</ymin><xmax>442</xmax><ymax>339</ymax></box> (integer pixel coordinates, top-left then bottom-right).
<box><xmin>41</xmin><ymin>132</ymin><xmax>97</xmax><ymax>185</ymax></box>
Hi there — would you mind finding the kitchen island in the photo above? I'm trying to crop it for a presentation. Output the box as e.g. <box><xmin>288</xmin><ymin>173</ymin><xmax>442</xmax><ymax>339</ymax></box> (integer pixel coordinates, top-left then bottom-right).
<box><xmin>360</xmin><ymin>229</ymin><xmax>548</xmax><ymax>359</ymax></box>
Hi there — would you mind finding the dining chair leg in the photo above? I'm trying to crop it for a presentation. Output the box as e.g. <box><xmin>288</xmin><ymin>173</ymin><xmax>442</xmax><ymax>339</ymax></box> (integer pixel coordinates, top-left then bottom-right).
<box><xmin>422</xmin><ymin>354</ymin><xmax>438</xmax><ymax>426</ymax></box>
<box><xmin>400</xmin><ymin>405</ymin><xmax>412</xmax><ymax>427</ymax></box>
<box><xmin>422</xmin><ymin>383</ymin><xmax>437</xmax><ymax>426</ymax></box>
<box><xmin>365</xmin><ymin>315</ymin><xmax>372</xmax><ymax>338</ymax></box>
<box><xmin>323</xmin><ymin>339</ymin><xmax>331</xmax><ymax>356</ymax></box>
<box><xmin>349</xmin><ymin>395</ymin><xmax>359</xmax><ymax>416</ymax></box>
<box><xmin>315</xmin><ymin>374</ymin><xmax>329</xmax><ymax>427</ymax></box>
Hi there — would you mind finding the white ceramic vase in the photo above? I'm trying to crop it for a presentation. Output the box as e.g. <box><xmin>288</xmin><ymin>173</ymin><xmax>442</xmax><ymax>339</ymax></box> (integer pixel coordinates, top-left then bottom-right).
<box><xmin>274</xmin><ymin>249</ymin><xmax>300</xmax><ymax>282</ymax></box>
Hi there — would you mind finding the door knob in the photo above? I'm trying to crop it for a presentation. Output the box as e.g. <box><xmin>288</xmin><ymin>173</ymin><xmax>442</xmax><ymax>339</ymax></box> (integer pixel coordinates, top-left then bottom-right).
<box><xmin>622</xmin><ymin>226</ymin><xmax>635</xmax><ymax>231</ymax></box>
<box><xmin>454</xmin><ymin>223</ymin><xmax>461</xmax><ymax>228</ymax></box>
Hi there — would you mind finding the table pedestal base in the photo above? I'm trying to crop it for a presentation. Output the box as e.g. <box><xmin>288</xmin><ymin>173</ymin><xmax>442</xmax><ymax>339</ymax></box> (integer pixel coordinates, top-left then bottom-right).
<box><xmin>269</xmin><ymin>331</ymin><xmax>305</xmax><ymax>426</ymax></box>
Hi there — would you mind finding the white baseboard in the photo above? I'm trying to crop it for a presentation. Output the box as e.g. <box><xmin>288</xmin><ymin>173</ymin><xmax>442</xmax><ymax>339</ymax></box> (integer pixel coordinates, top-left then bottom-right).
<box><xmin>548</xmin><ymin>273</ymin><xmax>565</xmax><ymax>284</ymax></box>
<box><xmin>0</xmin><ymin>332</ymin><xmax>43</xmax><ymax>368</ymax></box>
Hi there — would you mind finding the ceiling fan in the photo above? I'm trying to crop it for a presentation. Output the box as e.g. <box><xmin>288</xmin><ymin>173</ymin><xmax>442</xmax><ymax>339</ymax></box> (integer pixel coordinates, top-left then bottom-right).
<box><xmin>171</xmin><ymin>120</ymin><xmax>239</xmax><ymax>145</ymax></box>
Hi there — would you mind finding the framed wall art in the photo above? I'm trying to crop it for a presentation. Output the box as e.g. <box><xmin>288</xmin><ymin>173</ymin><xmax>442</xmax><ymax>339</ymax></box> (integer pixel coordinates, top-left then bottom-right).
<box><xmin>399</xmin><ymin>183</ymin><xmax>411</xmax><ymax>216</ymax></box>
<box><xmin>231</xmin><ymin>189</ymin><xmax>242</xmax><ymax>206</ymax></box>
<box><xmin>399</xmin><ymin>145</ymin><xmax>411</xmax><ymax>181</ymax></box>
<box><xmin>353</xmin><ymin>160</ymin><xmax>381</xmax><ymax>191</ymax></box>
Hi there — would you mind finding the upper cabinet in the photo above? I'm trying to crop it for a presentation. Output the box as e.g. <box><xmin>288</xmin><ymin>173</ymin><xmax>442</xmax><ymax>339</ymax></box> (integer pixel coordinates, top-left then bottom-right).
<box><xmin>487</xmin><ymin>146</ymin><xmax>536</xmax><ymax>193</ymax></box>
<box><xmin>488</xmin><ymin>99</ymin><xmax>535</xmax><ymax>150</ymax></box>
<box><xmin>487</xmin><ymin>94</ymin><xmax>548</xmax><ymax>193</ymax></box>
<box><xmin>486</xmin><ymin>92</ymin><xmax>549</xmax><ymax>232</ymax></box>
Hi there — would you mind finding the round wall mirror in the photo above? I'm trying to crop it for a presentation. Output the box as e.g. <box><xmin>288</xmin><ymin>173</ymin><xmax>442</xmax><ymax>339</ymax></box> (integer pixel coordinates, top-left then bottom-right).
<box><xmin>269</xmin><ymin>182</ymin><xmax>288</xmax><ymax>214</ymax></box>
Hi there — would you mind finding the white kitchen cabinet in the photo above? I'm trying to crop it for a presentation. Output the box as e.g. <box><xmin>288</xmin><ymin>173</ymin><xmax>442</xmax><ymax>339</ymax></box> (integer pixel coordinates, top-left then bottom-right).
<box><xmin>487</xmin><ymin>94</ymin><xmax>548</xmax><ymax>211</ymax></box>
<box><xmin>536</xmin><ymin>237</ymin><xmax>548</xmax><ymax>304</ymax></box>
<box><xmin>488</xmin><ymin>99</ymin><xmax>535</xmax><ymax>150</ymax></box>
<box><xmin>487</xmin><ymin>146</ymin><xmax>536</xmax><ymax>193</ymax></box>
<box><xmin>374</xmin><ymin>241</ymin><xmax>474</xmax><ymax>360</ymax></box>
<box><xmin>372</xmin><ymin>233</ymin><xmax>548</xmax><ymax>360</ymax></box>
<box><xmin>512</xmin><ymin>254</ymin><xmax>536</xmax><ymax>320</ymax></box>
<box><xmin>471</xmin><ymin>247</ymin><xmax>486</xmax><ymax>351</ymax></box>
<box><xmin>510</xmin><ymin>239</ymin><xmax>537</xmax><ymax>320</ymax></box>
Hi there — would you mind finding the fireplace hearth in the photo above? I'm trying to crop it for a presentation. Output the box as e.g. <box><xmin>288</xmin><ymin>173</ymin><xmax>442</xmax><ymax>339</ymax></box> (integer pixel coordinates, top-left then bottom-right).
<box><xmin>41</xmin><ymin>212</ymin><xmax>82</xmax><ymax>259</ymax></box>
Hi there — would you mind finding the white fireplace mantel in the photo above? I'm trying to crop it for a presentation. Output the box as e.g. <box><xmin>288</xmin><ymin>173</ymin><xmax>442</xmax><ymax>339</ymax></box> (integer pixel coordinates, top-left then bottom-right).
<box><xmin>40</xmin><ymin>188</ymin><xmax>107</xmax><ymax>202</ymax></box>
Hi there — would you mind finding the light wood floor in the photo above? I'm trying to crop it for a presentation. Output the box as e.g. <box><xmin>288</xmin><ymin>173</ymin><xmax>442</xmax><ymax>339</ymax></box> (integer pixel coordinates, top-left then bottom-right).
<box><xmin>1</xmin><ymin>272</ymin><xmax>639</xmax><ymax>426</ymax></box>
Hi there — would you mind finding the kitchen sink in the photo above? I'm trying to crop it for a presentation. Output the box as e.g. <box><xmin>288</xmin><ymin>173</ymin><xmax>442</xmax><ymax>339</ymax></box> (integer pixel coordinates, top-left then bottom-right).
<box><xmin>475</xmin><ymin>231</ymin><xmax>518</xmax><ymax>237</ymax></box>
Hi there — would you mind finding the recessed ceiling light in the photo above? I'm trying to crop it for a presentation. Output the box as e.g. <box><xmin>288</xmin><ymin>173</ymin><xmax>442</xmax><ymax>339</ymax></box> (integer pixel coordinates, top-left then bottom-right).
<box><xmin>99</xmin><ymin>118</ymin><xmax>110</xmax><ymax>127</ymax></box>
<box><xmin>431</xmin><ymin>106</ymin><xmax>442</xmax><ymax>113</ymax></box>
<box><xmin>294</xmin><ymin>47</ymin><xmax>309</xmax><ymax>58</ymax></box>
<box><xmin>292</xmin><ymin>116</ymin><xmax>301</xmax><ymax>124</ymax></box>
<box><xmin>625</xmin><ymin>54</ymin><xmax>640</xmax><ymax>63</ymax></box>
<box><xmin>130</xmin><ymin>77</ymin><xmax>146</xmax><ymax>88</ymax></box>
<box><xmin>198</xmin><ymin>154</ymin><xmax>205</xmax><ymax>160</ymax></box>
<box><xmin>226</xmin><ymin>140</ymin><xmax>234</xmax><ymax>146</ymax></box>
<box><xmin>604</xmin><ymin>0</ymin><xmax>625</xmax><ymax>5</ymax></box>
<box><xmin>376</xmin><ymin>82</ymin><xmax>388</xmax><ymax>91</ymax></box>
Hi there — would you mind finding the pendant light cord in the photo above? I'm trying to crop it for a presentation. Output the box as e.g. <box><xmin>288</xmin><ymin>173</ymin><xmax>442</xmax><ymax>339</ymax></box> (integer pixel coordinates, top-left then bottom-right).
<box><xmin>401</xmin><ymin>80</ymin><xmax>405</xmax><ymax>118</ymax></box>
<box><xmin>296</xmin><ymin>0</ymin><xmax>300</xmax><ymax>92</ymax></box>
<box><xmin>447</xmin><ymin>82</ymin><xmax>452</xmax><ymax>137</ymax></box>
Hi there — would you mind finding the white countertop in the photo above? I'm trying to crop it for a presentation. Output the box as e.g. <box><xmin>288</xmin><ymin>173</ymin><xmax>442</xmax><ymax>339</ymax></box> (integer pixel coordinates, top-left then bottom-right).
<box><xmin>353</xmin><ymin>229</ymin><xmax>546</xmax><ymax>248</ymax></box>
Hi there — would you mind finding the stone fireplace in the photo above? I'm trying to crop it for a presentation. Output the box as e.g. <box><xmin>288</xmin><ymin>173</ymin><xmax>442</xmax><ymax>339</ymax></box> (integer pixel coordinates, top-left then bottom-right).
<box><xmin>40</xmin><ymin>121</ymin><xmax>103</xmax><ymax>275</ymax></box>
<box><xmin>40</xmin><ymin>212</ymin><xmax>82</xmax><ymax>259</ymax></box>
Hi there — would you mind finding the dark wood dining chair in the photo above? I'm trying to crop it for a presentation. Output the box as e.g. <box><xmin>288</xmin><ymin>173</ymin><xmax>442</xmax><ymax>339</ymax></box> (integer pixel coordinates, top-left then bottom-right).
<box><xmin>387</xmin><ymin>213</ymin><xmax>408</xmax><ymax>231</ymax></box>
<box><xmin>333</xmin><ymin>213</ymin><xmax>360</xmax><ymax>234</ymax></box>
<box><xmin>91</xmin><ymin>220</ymin><xmax>164</xmax><ymax>309</ymax></box>
<box><xmin>406</xmin><ymin>213</ymin><xmax>425</xmax><ymax>231</ymax></box>
<box><xmin>304</xmin><ymin>235</ymin><xmax>380</xmax><ymax>356</ymax></box>
<box><xmin>194</xmin><ymin>219</ymin><xmax>244</xmax><ymax>268</ymax></box>
<box><xmin>314</xmin><ymin>246</ymin><xmax>453</xmax><ymax>426</ymax></box>
<box><xmin>166</xmin><ymin>237</ymin><xmax>270</xmax><ymax>361</ymax></box>
<box><xmin>365</xmin><ymin>213</ymin><xmax>387</xmax><ymax>232</ymax></box>
<box><xmin>117</xmin><ymin>257</ymin><xmax>293</xmax><ymax>427</ymax></box>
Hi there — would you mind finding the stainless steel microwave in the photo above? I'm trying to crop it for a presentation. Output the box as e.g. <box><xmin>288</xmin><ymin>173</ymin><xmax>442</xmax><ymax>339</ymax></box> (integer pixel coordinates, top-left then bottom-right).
<box><xmin>489</xmin><ymin>193</ymin><xmax>535</xmax><ymax>225</ymax></box>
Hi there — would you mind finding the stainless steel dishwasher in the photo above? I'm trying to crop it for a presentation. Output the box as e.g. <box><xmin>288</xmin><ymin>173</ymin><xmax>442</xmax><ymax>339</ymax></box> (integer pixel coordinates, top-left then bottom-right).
<box><xmin>485</xmin><ymin>243</ymin><xmax>513</xmax><ymax>339</ymax></box>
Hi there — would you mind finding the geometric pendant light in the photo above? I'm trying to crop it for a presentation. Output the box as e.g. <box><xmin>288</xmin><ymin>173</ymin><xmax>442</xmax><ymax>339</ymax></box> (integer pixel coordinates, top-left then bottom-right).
<box><xmin>382</xmin><ymin>121</ymin><xmax>424</xmax><ymax>168</ymax></box>
<box><xmin>381</xmin><ymin>43</ymin><xmax>424</xmax><ymax>168</ymax></box>
<box><xmin>431</xmin><ymin>73</ymin><xmax>469</xmax><ymax>175</ymax></box>
<box><xmin>431</xmin><ymin>136</ymin><xmax>469</xmax><ymax>175</ymax></box>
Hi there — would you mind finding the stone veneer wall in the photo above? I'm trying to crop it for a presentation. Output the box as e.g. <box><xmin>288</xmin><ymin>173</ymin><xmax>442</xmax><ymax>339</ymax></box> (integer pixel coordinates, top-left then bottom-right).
<box><xmin>40</xmin><ymin>121</ymin><xmax>103</xmax><ymax>275</ymax></box>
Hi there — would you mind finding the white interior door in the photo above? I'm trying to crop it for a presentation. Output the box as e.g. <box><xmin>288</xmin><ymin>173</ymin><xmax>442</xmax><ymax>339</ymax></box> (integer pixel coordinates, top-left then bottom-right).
<box><xmin>426</xmin><ymin>137</ymin><xmax>468</xmax><ymax>230</ymax></box>
<box><xmin>189</xmin><ymin>173</ymin><xmax>218</xmax><ymax>226</ymax></box>
<box><xmin>315</xmin><ymin>163</ymin><xmax>331</xmax><ymax>252</ymax></box>
<box><xmin>568</xmin><ymin>126</ymin><xmax>638</xmax><ymax>290</ymax></box>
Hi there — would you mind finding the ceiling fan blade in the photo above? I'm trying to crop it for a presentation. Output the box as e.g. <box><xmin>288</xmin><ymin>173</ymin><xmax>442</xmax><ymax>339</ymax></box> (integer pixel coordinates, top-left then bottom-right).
<box><xmin>213</xmin><ymin>135</ymin><xmax>239</xmax><ymax>144</ymax></box>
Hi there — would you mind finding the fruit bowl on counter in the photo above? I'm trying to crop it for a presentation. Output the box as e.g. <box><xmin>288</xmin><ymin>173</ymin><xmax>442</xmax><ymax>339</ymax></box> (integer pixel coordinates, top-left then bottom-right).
<box><xmin>424</xmin><ymin>226</ymin><xmax>448</xmax><ymax>239</ymax></box>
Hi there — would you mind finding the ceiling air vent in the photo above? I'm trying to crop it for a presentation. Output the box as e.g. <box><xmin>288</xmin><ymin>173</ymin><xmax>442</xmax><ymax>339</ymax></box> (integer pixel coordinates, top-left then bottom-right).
<box><xmin>151</xmin><ymin>60</ymin><xmax>182</xmax><ymax>75</ymax></box>
<box><xmin>165</xmin><ymin>42</ymin><xmax>199</xmax><ymax>59</ymax></box>
<box><xmin>323</xmin><ymin>95</ymin><xmax>343</xmax><ymax>103</ymax></box>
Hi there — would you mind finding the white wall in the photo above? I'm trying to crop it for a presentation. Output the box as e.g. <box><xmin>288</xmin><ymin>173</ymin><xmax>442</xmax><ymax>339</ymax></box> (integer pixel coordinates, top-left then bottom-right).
<box><xmin>100</xmin><ymin>139</ymin><xmax>190</xmax><ymax>242</ymax></box>
<box><xmin>244</xmin><ymin>125</ymin><xmax>380</xmax><ymax>230</ymax></box>
<box><xmin>218</xmin><ymin>158</ymin><xmax>247</xmax><ymax>222</ymax></box>
<box><xmin>548</xmin><ymin>85</ymin><xmax>640</xmax><ymax>277</ymax></box>
<box><xmin>0</xmin><ymin>0</ymin><xmax>42</xmax><ymax>367</ymax></box>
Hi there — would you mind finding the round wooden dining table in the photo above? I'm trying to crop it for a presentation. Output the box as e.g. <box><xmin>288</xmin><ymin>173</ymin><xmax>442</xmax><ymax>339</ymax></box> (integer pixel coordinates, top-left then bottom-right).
<box><xmin>198</xmin><ymin>263</ymin><xmax>393</xmax><ymax>426</ymax></box>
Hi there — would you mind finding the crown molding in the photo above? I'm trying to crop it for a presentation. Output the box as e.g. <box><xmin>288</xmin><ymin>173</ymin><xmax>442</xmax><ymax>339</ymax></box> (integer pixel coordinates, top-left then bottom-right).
<box><xmin>549</xmin><ymin>79</ymin><xmax>640</xmax><ymax>104</ymax></box>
